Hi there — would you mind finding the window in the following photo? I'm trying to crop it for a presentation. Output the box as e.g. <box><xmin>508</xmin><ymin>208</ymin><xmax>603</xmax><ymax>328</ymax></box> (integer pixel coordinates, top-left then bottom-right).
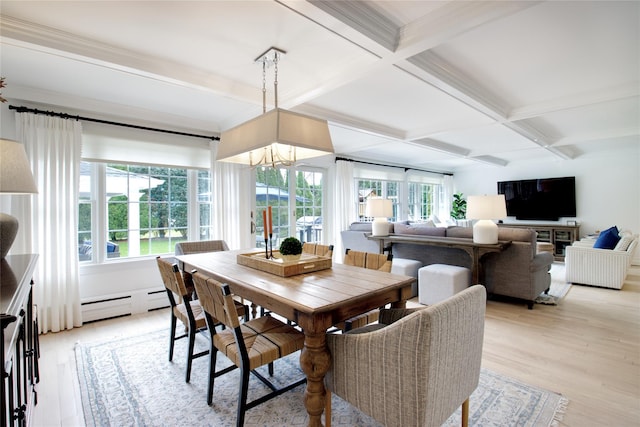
<box><xmin>408</xmin><ymin>182</ymin><xmax>437</xmax><ymax>221</ymax></box>
<box><xmin>255</xmin><ymin>166</ymin><xmax>326</xmax><ymax>247</ymax></box>
<box><xmin>354</xmin><ymin>164</ymin><xmax>444</xmax><ymax>224</ymax></box>
<box><xmin>294</xmin><ymin>169</ymin><xmax>324</xmax><ymax>243</ymax></box>
<box><xmin>78</xmin><ymin>161</ymin><xmax>211</xmax><ymax>262</ymax></box>
<box><xmin>356</xmin><ymin>179</ymin><xmax>399</xmax><ymax>221</ymax></box>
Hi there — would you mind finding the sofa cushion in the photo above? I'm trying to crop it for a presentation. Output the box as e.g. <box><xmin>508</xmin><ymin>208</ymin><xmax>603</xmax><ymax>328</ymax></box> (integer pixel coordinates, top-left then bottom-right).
<box><xmin>349</xmin><ymin>222</ymin><xmax>373</xmax><ymax>231</ymax></box>
<box><xmin>614</xmin><ymin>236</ymin><xmax>634</xmax><ymax>252</ymax></box>
<box><xmin>593</xmin><ymin>226</ymin><xmax>620</xmax><ymax>249</ymax></box>
<box><xmin>394</xmin><ymin>222</ymin><xmax>446</xmax><ymax>237</ymax></box>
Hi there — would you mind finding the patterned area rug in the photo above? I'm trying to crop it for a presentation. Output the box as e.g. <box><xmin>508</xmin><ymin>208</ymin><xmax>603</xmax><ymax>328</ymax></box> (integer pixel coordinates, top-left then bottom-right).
<box><xmin>76</xmin><ymin>329</ymin><xmax>567</xmax><ymax>427</ymax></box>
<box><xmin>535</xmin><ymin>263</ymin><xmax>571</xmax><ymax>305</ymax></box>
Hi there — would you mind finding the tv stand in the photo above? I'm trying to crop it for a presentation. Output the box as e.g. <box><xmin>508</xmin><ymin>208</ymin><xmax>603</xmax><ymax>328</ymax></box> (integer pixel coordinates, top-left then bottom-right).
<box><xmin>498</xmin><ymin>223</ymin><xmax>579</xmax><ymax>261</ymax></box>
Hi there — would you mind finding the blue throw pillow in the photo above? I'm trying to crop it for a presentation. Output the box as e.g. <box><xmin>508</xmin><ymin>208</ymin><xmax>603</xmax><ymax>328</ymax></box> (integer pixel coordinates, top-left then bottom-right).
<box><xmin>593</xmin><ymin>226</ymin><xmax>620</xmax><ymax>249</ymax></box>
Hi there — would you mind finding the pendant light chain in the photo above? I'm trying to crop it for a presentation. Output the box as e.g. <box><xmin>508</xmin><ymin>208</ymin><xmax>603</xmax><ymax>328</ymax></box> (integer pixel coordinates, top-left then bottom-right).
<box><xmin>273</xmin><ymin>51</ymin><xmax>279</xmax><ymax>109</ymax></box>
<box><xmin>262</xmin><ymin>59</ymin><xmax>267</xmax><ymax>114</ymax></box>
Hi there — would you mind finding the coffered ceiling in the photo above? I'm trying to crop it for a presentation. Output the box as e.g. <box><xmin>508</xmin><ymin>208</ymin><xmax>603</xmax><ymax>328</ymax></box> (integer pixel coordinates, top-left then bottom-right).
<box><xmin>1</xmin><ymin>1</ymin><xmax>638</xmax><ymax>172</ymax></box>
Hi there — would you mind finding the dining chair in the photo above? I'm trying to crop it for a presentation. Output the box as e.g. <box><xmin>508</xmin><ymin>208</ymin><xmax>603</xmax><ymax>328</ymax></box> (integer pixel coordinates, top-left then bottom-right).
<box><xmin>191</xmin><ymin>271</ymin><xmax>306</xmax><ymax>426</ymax></box>
<box><xmin>302</xmin><ymin>242</ymin><xmax>334</xmax><ymax>258</ymax></box>
<box><xmin>156</xmin><ymin>256</ymin><xmax>209</xmax><ymax>383</ymax></box>
<box><xmin>176</xmin><ymin>239</ymin><xmax>252</xmax><ymax>317</ymax></box>
<box><xmin>325</xmin><ymin>285</ymin><xmax>487</xmax><ymax>427</ymax></box>
<box><xmin>336</xmin><ymin>249</ymin><xmax>394</xmax><ymax>331</ymax></box>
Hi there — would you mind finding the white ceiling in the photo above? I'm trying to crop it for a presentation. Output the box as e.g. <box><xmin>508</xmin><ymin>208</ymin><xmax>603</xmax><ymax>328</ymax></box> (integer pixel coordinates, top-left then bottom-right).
<box><xmin>1</xmin><ymin>1</ymin><xmax>638</xmax><ymax>173</ymax></box>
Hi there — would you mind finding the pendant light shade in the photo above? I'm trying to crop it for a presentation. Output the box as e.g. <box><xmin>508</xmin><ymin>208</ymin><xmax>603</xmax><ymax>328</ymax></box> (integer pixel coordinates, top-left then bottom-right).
<box><xmin>217</xmin><ymin>108</ymin><xmax>333</xmax><ymax>166</ymax></box>
<box><xmin>217</xmin><ymin>47</ymin><xmax>333</xmax><ymax>167</ymax></box>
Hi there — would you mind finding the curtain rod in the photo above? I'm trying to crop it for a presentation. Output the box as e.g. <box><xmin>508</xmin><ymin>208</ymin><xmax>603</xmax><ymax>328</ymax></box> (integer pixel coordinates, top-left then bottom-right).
<box><xmin>335</xmin><ymin>156</ymin><xmax>453</xmax><ymax>176</ymax></box>
<box><xmin>9</xmin><ymin>105</ymin><xmax>220</xmax><ymax>141</ymax></box>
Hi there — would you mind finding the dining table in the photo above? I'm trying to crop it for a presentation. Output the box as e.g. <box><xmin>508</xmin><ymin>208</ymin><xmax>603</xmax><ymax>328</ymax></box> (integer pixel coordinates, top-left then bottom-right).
<box><xmin>176</xmin><ymin>248</ymin><xmax>414</xmax><ymax>427</ymax></box>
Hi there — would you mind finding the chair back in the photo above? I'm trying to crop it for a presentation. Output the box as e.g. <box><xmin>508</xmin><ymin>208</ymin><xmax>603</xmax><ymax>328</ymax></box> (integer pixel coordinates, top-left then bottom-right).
<box><xmin>302</xmin><ymin>242</ymin><xmax>334</xmax><ymax>258</ymax></box>
<box><xmin>175</xmin><ymin>240</ymin><xmax>229</xmax><ymax>255</ymax></box>
<box><xmin>156</xmin><ymin>256</ymin><xmax>189</xmax><ymax>303</ymax></box>
<box><xmin>191</xmin><ymin>271</ymin><xmax>240</xmax><ymax>330</ymax></box>
<box><xmin>326</xmin><ymin>285</ymin><xmax>486</xmax><ymax>427</ymax></box>
<box><xmin>344</xmin><ymin>249</ymin><xmax>392</xmax><ymax>272</ymax></box>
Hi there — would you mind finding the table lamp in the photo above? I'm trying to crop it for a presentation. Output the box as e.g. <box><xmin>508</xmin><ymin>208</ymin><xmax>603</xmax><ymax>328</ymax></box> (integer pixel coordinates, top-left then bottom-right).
<box><xmin>366</xmin><ymin>198</ymin><xmax>393</xmax><ymax>237</ymax></box>
<box><xmin>466</xmin><ymin>195</ymin><xmax>506</xmax><ymax>244</ymax></box>
<box><xmin>0</xmin><ymin>138</ymin><xmax>38</xmax><ymax>258</ymax></box>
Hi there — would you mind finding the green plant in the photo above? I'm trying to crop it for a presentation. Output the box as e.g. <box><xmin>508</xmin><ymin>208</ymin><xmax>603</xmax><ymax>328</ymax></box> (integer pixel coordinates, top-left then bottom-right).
<box><xmin>450</xmin><ymin>192</ymin><xmax>467</xmax><ymax>220</ymax></box>
<box><xmin>279</xmin><ymin>237</ymin><xmax>303</xmax><ymax>256</ymax></box>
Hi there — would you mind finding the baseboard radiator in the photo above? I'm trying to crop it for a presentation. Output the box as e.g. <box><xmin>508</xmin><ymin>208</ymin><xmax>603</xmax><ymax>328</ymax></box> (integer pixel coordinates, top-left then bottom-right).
<box><xmin>81</xmin><ymin>287</ymin><xmax>168</xmax><ymax>323</ymax></box>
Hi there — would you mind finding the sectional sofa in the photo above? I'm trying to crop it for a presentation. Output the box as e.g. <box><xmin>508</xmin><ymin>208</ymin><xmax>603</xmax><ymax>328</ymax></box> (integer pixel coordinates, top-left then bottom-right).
<box><xmin>341</xmin><ymin>222</ymin><xmax>554</xmax><ymax>309</ymax></box>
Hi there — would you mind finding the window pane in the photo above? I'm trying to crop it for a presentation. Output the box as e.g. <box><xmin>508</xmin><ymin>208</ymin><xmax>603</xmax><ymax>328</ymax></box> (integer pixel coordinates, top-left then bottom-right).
<box><xmin>256</xmin><ymin>166</ymin><xmax>290</xmax><ymax>249</ymax></box>
<box><xmin>78</xmin><ymin>162</ymin><xmax>93</xmax><ymax>262</ymax></box>
<box><xmin>356</xmin><ymin>179</ymin><xmax>398</xmax><ymax>222</ymax></box>
<box><xmin>295</xmin><ymin>170</ymin><xmax>324</xmax><ymax>243</ymax></box>
<box><xmin>79</xmin><ymin>161</ymin><xmax>212</xmax><ymax>264</ymax></box>
<box><xmin>198</xmin><ymin>170</ymin><xmax>212</xmax><ymax>239</ymax></box>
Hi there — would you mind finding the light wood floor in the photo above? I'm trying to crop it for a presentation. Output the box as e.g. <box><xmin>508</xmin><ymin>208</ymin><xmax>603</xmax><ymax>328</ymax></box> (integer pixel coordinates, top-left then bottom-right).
<box><xmin>31</xmin><ymin>265</ymin><xmax>640</xmax><ymax>427</ymax></box>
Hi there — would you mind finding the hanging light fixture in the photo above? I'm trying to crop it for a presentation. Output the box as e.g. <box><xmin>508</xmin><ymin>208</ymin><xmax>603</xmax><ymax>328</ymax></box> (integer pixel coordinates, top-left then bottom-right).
<box><xmin>217</xmin><ymin>47</ymin><xmax>334</xmax><ymax>167</ymax></box>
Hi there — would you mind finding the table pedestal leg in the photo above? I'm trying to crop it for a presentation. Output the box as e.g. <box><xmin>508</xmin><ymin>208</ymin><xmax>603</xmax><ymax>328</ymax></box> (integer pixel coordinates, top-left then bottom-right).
<box><xmin>300</xmin><ymin>331</ymin><xmax>331</xmax><ymax>427</ymax></box>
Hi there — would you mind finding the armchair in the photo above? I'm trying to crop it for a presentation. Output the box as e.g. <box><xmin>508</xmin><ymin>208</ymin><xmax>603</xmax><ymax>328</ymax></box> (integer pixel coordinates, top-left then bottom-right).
<box><xmin>566</xmin><ymin>236</ymin><xmax>638</xmax><ymax>289</ymax></box>
<box><xmin>325</xmin><ymin>285</ymin><xmax>486</xmax><ymax>427</ymax></box>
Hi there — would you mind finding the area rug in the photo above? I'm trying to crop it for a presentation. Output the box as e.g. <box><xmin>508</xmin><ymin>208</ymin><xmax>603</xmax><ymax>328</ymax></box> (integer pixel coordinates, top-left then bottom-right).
<box><xmin>76</xmin><ymin>329</ymin><xmax>568</xmax><ymax>427</ymax></box>
<box><xmin>535</xmin><ymin>262</ymin><xmax>571</xmax><ymax>305</ymax></box>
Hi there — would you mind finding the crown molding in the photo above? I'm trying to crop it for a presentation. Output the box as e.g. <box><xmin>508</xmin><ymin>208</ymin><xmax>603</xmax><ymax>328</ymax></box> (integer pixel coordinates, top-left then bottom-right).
<box><xmin>0</xmin><ymin>16</ymin><xmax>259</xmax><ymax>105</ymax></box>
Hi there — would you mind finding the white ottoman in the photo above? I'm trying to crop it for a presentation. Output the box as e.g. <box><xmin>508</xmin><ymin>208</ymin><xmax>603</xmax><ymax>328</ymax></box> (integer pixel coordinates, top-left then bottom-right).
<box><xmin>418</xmin><ymin>264</ymin><xmax>470</xmax><ymax>305</ymax></box>
<box><xmin>391</xmin><ymin>258</ymin><xmax>423</xmax><ymax>298</ymax></box>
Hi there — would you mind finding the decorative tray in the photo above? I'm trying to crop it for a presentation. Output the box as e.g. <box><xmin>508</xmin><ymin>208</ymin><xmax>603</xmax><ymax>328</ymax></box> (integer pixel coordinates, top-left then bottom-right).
<box><xmin>237</xmin><ymin>250</ymin><xmax>332</xmax><ymax>277</ymax></box>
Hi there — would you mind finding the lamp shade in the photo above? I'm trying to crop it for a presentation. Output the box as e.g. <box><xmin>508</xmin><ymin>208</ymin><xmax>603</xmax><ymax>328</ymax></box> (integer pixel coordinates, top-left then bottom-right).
<box><xmin>466</xmin><ymin>195</ymin><xmax>507</xmax><ymax>220</ymax></box>
<box><xmin>365</xmin><ymin>198</ymin><xmax>393</xmax><ymax>218</ymax></box>
<box><xmin>218</xmin><ymin>108</ymin><xmax>334</xmax><ymax>166</ymax></box>
<box><xmin>0</xmin><ymin>139</ymin><xmax>38</xmax><ymax>194</ymax></box>
<box><xmin>0</xmin><ymin>138</ymin><xmax>37</xmax><ymax>259</ymax></box>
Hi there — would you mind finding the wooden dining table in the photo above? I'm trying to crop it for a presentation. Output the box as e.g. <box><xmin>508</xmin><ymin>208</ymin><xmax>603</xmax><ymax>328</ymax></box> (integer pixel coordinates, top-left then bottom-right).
<box><xmin>176</xmin><ymin>249</ymin><xmax>414</xmax><ymax>427</ymax></box>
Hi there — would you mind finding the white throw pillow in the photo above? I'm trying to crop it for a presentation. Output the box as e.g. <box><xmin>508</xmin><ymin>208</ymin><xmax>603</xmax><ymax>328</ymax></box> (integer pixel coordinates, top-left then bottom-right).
<box><xmin>614</xmin><ymin>236</ymin><xmax>633</xmax><ymax>251</ymax></box>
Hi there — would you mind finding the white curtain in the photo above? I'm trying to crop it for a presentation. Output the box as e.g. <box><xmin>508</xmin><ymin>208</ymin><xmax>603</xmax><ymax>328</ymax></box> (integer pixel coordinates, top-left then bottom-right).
<box><xmin>441</xmin><ymin>175</ymin><xmax>454</xmax><ymax>221</ymax></box>
<box><xmin>210</xmin><ymin>141</ymin><xmax>251</xmax><ymax>249</ymax></box>
<box><xmin>332</xmin><ymin>160</ymin><xmax>356</xmax><ymax>262</ymax></box>
<box><xmin>15</xmin><ymin>113</ymin><xmax>83</xmax><ymax>333</ymax></box>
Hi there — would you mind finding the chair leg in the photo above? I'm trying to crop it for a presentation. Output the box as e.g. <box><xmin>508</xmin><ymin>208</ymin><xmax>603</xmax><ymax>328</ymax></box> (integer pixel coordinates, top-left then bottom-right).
<box><xmin>268</xmin><ymin>362</ymin><xmax>274</xmax><ymax>376</ymax></box>
<box><xmin>237</xmin><ymin>366</ymin><xmax>251</xmax><ymax>427</ymax></box>
<box><xmin>185</xmin><ymin>326</ymin><xmax>196</xmax><ymax>383</ymax></box>
<box><xmin>207</xmin><ymin>343</ymin><xmax>218</xmax><ymax>405</ymax></box>
<box><xmin>168</xmin><ymin>314</ymin><xmax>177</xmax><ymax>361</ymax></box>
<box><xmin>462</xmin><ymin>398</ymin><xmax>469</xmax><ymax>427</ymax></box>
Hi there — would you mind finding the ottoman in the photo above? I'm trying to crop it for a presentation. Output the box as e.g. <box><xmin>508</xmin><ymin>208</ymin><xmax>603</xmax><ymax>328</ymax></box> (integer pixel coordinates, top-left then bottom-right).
<box><xmin>418</xmin><ymin>264</ymin><xmax>471</xmax><ymax>305</ymax></box>
<box><xmin>391</xmin><ymin>258</ymin><xmax>423</xmax><ymax>298</ymax></box>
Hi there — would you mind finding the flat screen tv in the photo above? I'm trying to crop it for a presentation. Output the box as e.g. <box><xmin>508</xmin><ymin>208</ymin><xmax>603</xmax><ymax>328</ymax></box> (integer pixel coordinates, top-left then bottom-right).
<box><xmin>497</xmin><ymin>176</ymin><xmax>576</xmax><ymax>221</ymax></box>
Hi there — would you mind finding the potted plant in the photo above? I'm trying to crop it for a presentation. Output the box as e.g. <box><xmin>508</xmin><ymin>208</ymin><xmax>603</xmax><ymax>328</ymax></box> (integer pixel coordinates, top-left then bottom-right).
<box><xmin>450</xmin><ymin>192</ymin><xmax>467</xmax><ymax>221</ymax></box>
<box><xmin>279</xmin><ymin>237</ymin><xmax>303</xmax><ymax>261</ymax></box>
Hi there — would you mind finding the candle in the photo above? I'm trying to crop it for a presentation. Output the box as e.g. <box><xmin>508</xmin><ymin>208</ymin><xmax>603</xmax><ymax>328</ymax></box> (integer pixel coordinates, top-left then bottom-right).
<box><xmin>262</xmin><ymin>210</ymin><xmax>268</xmax><ymax>240</ymax></box>
<box><xmin>267</xmin><ymin>206</ymin><xmax>273</xmax><ymax>235</ymax></box>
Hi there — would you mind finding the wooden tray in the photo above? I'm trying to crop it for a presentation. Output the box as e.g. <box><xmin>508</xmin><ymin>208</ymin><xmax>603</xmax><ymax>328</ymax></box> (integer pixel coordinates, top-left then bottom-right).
<box><xmin>237</xmin><ymin>250</ymin><xmax>332</xmax><ymax>277</ymax></box>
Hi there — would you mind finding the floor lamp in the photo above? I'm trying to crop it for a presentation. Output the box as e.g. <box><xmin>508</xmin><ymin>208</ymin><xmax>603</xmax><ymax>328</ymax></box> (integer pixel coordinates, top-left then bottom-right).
<box><xmin>0</xmin><ymin>139</ymin><xmax>38</xmax><ymax>259</ymax></box>
<box><xmin>466</xmin><ymin>195</ymin><xmax>507</xmax><ymax>244</ymax></box>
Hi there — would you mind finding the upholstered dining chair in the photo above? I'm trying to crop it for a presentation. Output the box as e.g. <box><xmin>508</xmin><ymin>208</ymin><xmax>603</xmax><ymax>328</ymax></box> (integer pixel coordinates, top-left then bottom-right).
<box><xmin>191</xmin><ymin>271</ymin><xmax>306</xmax><ymax>427</ymax></box>
<box><xmin>337</xmin><ymin>249</ymin><xmax>394</xmax><ymax>331</ymax></box>
<box><xmin>325</xmin><ymin>285</ymin><xmax>487</xmax><ymax>427</ymax></box>
<box><xmin>302</xmin><ymin>242</ymin><xmax>334</xmax><ymax>258</ymax></box>
<box><xmin>156</xmin><ymin>256</ymin><xmax>209</xmax><ymax>383</ymax></box>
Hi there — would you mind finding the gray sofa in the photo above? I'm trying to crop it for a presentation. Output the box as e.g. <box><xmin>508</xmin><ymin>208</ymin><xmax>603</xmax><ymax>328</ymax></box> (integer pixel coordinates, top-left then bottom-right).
<box><xmin>341</xmin><ymin>222</ymin><xmax>554</xmax><ymax>309</ymax></box>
